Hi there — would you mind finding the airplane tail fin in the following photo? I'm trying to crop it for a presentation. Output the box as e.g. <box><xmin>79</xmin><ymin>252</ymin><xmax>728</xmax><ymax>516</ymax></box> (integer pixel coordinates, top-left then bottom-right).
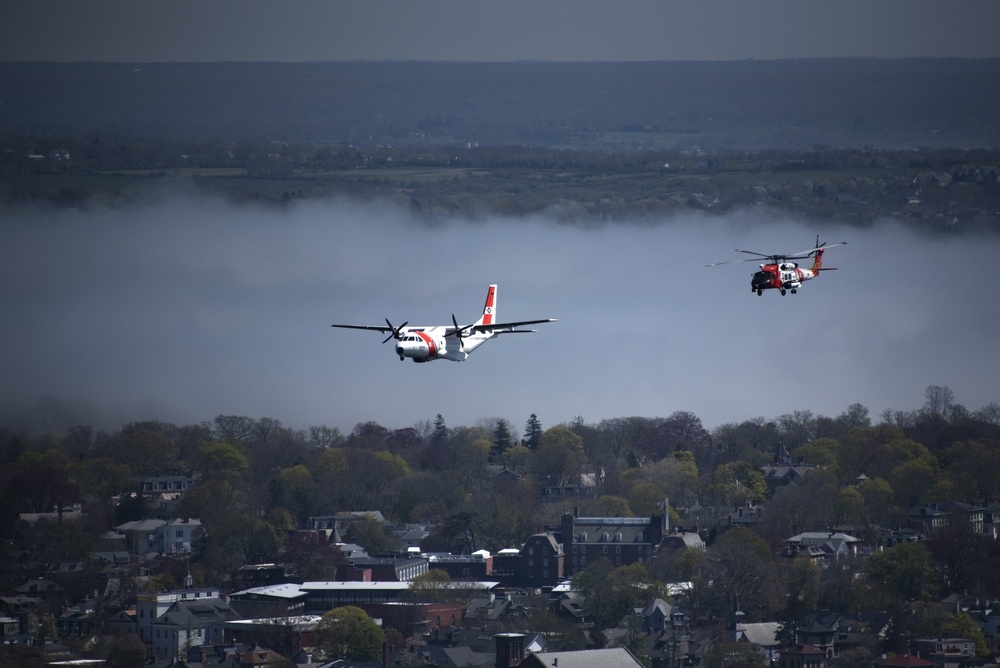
<box><xmin>476</xmin><ymin>284</ymin><xmax>497</xmax><ymax>327</ymax></box>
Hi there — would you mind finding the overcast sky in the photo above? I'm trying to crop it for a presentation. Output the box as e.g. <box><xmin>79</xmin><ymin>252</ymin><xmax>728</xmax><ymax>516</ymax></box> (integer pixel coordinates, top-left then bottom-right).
<box><xmin>2</xmin><ymin>0</ymin><xmax>1000</xmax><ymax>62</ymax></box>
<box><xmin>2</xmin><ymin>193</ymin><xmax>998</xmax><ymax>435</ymax></box>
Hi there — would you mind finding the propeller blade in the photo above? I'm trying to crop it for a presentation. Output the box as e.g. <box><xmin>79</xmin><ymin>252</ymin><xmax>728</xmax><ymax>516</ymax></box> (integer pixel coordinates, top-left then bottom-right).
<box><xmin>381</xmin><ymin>319</ymin><xmax>408</xmax><ymax>344</ymax></box>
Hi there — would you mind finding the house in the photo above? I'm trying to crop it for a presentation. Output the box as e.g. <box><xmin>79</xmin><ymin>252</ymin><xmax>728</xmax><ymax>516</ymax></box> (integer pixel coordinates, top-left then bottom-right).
<box><xmin>134</xmin><ymin>587</ymin><xmax>222</xmax><ymax>644</ymax></box>
<box><xmin>306</xmin><ymin>512</ymin><xmax>387</xmax><ymax>541</ymax></box>
<box><xmin>661</xmin><ymin>526</ymin><xmax>706</xmax><ymax>551</ymax></box>
<box><xmin>13</xmin><ymin>579</ymin><xmax>65</xmax><ymax>615</ymax></box>
<box><xmin>796</xmin><ymin>611</ymin><xmax>844</xmax><ymax>658</ymax></box>
<box><xmin>785</xmin><ymin>532</ymin><xmax>860</xmax><ymax>559</ymax></box>
<box><xmin>912</xmin><ymin>638</ymin><xmax>977</xmax><ymax>668</ymax></box>
<box><xmin>115</xmin><ymin>518</ymin><xmax>167</xmax><ymax>557</ymax></box>
<box><xmin>731</xmin><ymin>611</ymin><xmax>782</xmax><ymax>663</ymax></box>
<box><xmin>159</xmin><ymin>517</ymin><xmax>202</xmax><ymax>553</ymax></box>
<box><xmin>639</xmin><ymin>598</ymin><xmax>687</xmax><ymax>634</ymax></box>
<box><xmin>0</xmin><ymin>615</ymin><xmax>32</xmax><ymax>646</ymax></box>
<box><xmin>132</xmin><ymin>470</ymin><xmax>195</xmax><ymax>498</ymax></box>
<box><xmin>520</xmin><ymin>533</ymin><xmax>564</xmax><ymax>588</ymax></box>
<box><xmin>761</xmin><ymin>461</ymin><xmax>823</xmax><ymax>489</ymax></box>
<box><xmin>560</xmin><ymin>507</ymin><xmax>665</xmax><ymax>578</ymax></box>
<box><xmin>968</xmin><ymin>601</ymin><xmax>1000</xmax><ymax>637</ymax></box>
<box><xmin>726</xmin><ymin>504</ymin><xmax>764</xmax><ymax>528</ymax></box>
<box><xmin>778</xmin><ymin>644</ymin><xmax>827</xmax><ymax>668</ymax></box>
<box><xmin>149</xmin><ymin>596</ymin><xmax>240</xmax><ymax>664</ymax></box>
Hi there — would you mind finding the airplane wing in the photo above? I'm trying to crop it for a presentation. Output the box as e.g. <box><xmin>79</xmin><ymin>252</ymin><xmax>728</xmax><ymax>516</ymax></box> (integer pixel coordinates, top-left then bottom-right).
<box><xmin>330</xmin><ymin>324</ymin><xmax>395</xmax><ymax>333</ymax></box>
<box><xmin>473</xmin><ymin>318</ymin><xmax>558</xmax><ymax>333</ymax></box>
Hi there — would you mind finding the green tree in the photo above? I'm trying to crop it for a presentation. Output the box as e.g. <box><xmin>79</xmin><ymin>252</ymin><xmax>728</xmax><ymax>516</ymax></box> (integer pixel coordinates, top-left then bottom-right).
<box><xmin>430</xmin><ymin>414</ymin><xmax>450</xmax><ymax>446</ymax></box>
<box><xmin>198</xmin><ymin>441</ymin><xmax>250</xmax><ymax>478</ymax></box>
<box><xmin>572</xmin><ymin>559</ymin><xmax>659</xmax><ymax>629</ymax></box>
<box><xmin>784</xmin><ymin>556</ymin><xmax>821</xmax><ymax>619</ymax></box>
<box><xmin>315</xmin><ymin>606</ymin><xmax>385</xmax><ymax>662</ymax></box>
<box><xmin>524</xmin><ymin>413</ymin><xmax>543</xmax><ymax>449</ymax></box>
<box><xmin>706</xmin><ymin>527</ymin><xmax>778</xmax><ymax>618</ymax></box>
<box><xmin>867</xmin><ymin>541</ymin><xmax>935</xmax><ymax>602</ymax></box>
<box><xmin>491</xmin><ymin>419</ymin><xmax>514</xmax><ymax>460</ymax></box>
<box><xmin>409</xmin><ymin>569</ymin><xmax>452</xmax><ymax>602</ymax></box>
<box><xmin>708</xmin><ymin>461</ymin><xmax>767</xmax><ymax>507</ymax></box>
<box><xmin>943</xmin><ymin>612</ymin><xmax>990</xmax><ymax>657</ymax></box>
<box><xmin>531</xmin><ymin>426</ymin><xmax>586</xmax><ymax>486</ymax></box>
<box><xmin>344</xmin><ymin>514</ymin><xmax>401</xmax><ymax>555</ymax></box>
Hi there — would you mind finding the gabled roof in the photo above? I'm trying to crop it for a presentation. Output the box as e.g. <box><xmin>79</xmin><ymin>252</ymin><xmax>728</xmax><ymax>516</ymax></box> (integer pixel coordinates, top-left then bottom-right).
<box><xmin>523</xmin><ymin>647</ymin><xmax>645</xmax><ymax>667</ymax></box>
<box><xmin>737</xmin><ymin>622</ymin><xmax>781</xmax><ymax>647</ymax></box>
<box><xmin>115</xmin><ymin>518</ymin><xmax>167</xmax><ymax>532</ymax></box>
<box><xmin>156</xmin><ymin>598</ymin><xmax>238</xmax><ymax>626</ymax></box>
<box><xmin>642</xmin><ymin>598</ymin><xmax>671</xmax><ymax>617</ymax></box>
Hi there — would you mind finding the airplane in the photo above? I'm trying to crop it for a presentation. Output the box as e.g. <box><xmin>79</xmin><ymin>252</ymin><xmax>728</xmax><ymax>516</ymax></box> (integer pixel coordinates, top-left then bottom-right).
<box><xmin>331</xmin><ymin>284</ymin><xmax>557</xmax><ymax>362</ymax></box>
<box><xmin>706</xmin><ymin>236</ymin><xmax>846</xmax><ymax>296</ymax></box>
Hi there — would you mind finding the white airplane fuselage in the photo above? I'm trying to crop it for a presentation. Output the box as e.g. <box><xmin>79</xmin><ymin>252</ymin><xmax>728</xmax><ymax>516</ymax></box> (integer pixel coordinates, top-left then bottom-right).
<box><xmin>394</xmin><ymin>327</ymin><xmax>496</xmax><ymax>362</ymax></box>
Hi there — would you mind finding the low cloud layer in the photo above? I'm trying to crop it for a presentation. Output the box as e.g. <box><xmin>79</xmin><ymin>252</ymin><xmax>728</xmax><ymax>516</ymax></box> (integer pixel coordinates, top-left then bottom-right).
<box><xmin>2</xmin><ymin>194</ymin><xmax>998</xmax><ymax>435</ymax></box>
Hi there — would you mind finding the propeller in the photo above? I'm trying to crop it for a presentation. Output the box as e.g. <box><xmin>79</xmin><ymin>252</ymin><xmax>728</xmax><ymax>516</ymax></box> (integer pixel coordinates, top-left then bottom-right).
<box><xmin>381</xmin><ymin>318</ymin><xmax>408</xmax><ymax>344</ymax></box>
<box><xmin>451</xmin><ymin>314</ymin><xmax>475</xmax><ymax>339</ymax></box>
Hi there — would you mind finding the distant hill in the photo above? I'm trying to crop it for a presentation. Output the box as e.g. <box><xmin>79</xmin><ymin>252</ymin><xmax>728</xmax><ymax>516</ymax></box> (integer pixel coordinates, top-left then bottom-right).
<box><xmin>2</xmin><ymin>59</ymin><xmax>999</xmax><ymax>150</ymax></box>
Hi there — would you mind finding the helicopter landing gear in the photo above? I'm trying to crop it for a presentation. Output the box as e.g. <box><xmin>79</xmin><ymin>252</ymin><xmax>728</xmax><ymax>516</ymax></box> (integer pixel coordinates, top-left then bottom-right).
<box><xmin>756</xmin><ymin>289</ymin><xmax>763</xmax><ymax>296</ymax></box>
<box><xmin>780</xmin><ymin>289</ymin><xmax>787</xmax><ymax>296</ymax></box>
<box><xmin>790</xmin><ymin>289</ymin><xmax>797</xmax><ymax>294</ymax></box>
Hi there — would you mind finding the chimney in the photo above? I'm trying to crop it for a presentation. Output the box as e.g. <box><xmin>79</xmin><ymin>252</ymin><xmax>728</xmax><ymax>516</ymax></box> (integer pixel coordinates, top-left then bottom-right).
<box><xmin>495</xmin><ymin>633</ymin><xmax>525</xmax><ymax>668</ymax></box>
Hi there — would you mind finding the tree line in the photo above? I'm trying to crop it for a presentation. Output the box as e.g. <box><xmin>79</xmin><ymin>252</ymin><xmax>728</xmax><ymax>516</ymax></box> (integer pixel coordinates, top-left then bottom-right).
<box><xmin>1</xmin><ymin>385</ymin><xmax>999</xmax><ymax>657</ymax></box>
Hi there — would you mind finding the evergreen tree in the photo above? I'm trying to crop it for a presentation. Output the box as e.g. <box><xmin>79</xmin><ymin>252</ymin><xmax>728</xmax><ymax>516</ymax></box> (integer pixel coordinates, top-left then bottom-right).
<box><xmin>492</xmin><ymin>419</ymin><xmax>513</xmax><ymax>459</ymax></box>
<box><xmin>431</xmin><ymin>414</ymin><xmax>449</xmax><ymax>446</ymax></box>
<box><xmin>524</xmin><ymin>413</ymin><xmax>543</xmax><ymax>450</ymax></box>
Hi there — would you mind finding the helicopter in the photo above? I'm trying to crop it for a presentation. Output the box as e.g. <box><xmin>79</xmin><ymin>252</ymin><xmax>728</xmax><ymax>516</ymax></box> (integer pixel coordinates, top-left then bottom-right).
<box><xmin>706</xmin><ymin>236</ymin><xmax>846</xmax><ymax>296</ymax></box>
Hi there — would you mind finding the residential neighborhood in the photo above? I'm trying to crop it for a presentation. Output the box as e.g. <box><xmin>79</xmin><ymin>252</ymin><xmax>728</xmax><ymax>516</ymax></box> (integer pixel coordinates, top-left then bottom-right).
<box><xmin>2</xmin><ymin>391</ymin><xmax>1000</xmax><ymax>667</ymax></box>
